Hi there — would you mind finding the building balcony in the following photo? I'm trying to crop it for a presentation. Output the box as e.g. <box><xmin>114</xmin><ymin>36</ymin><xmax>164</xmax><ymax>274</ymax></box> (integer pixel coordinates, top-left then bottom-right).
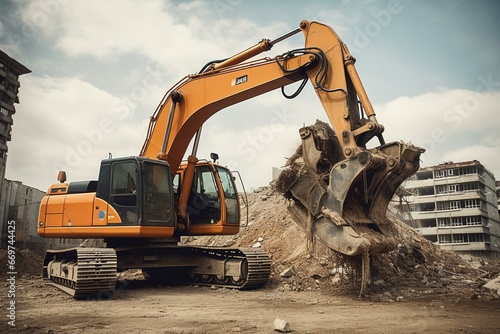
<box><xmin>404</xmin><ymin>178</ymin><xmax>434</xmax><ymax>188</ymax></box>
<box><xmin>410</xmin><ymin>207</ymin><xmax>485</xmax><ymax>219</ymax></box>
<box><xmin>439</xmin><ymin>242</ymin><xmax>489</xmax><ymax>252</ymax></box>
<box><xmin>435</xmin><ymin>226</ymin><xmax>488</xmax><ymax>234</ymax></box>
<box><xmin>404</xmin><ymin>195</ymin><xmax>433</xmax><ymax>204</ymax></box>
<box><xmin>416</xmin><ymin>227</ymin><xmax>437</xmax><ymax>235</ymax></box>
<box><xmin>411</xmin><ymin>209</ymin><xmax>459</xmax><ymax>219</ymax></box>
<box><xmin>401</xmin><ymin>191</ymin><xmax>484</xmax><ymax>204</ymax></box>
<box><xmin>2</xmin><ymin>72</ymin><xmax>20</xmax><ymax>86</ymax></box>
<box><xmin>433</xmin><ymin>174</ymin><xmax>482</xmax><ymax>185</ymax></box>
<box><xmin>0</xmin><ymin>113</ymin><xmax>13</xmax><ymax>124</ymax></box>
<box><xmin>0</xmin><ymin>126</ymin><xmax>11</xmax><ymax>139</ymax></box>
<box><xmin>0</xmin><ymin>101</ymin><xmax>14</xmax><ymax>112</ymax></box>
<box><xmin>434</xmin><ymin>191</ymin><xmax>482</xmax><ymax>201</ymax></box>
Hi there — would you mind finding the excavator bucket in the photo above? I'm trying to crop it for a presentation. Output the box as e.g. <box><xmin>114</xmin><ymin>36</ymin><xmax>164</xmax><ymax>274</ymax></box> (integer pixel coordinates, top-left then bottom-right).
<box><xmin>276</xmin><ymin>120</ymin><xmax>424</xmax><ymax>256</ymax></box>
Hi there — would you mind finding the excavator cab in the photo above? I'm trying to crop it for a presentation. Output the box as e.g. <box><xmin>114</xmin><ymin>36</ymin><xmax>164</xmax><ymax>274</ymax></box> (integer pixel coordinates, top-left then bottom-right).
<box><xmin>97</xmin><ymin>157</ymin><xmax>175</xmax><ymax>227</ymax></box>
<box><xmin>38</xmin><ymin>156</ymin><xmax>176</xmax><ymax>238</ymax></box>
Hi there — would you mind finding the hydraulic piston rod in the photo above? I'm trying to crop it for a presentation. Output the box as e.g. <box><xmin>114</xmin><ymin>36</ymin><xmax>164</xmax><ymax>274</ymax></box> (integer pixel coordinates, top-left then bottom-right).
<box><xmin>213</xmin><ymin>27</ymin><xmax>302</xmax><ymax>71</ymax></box>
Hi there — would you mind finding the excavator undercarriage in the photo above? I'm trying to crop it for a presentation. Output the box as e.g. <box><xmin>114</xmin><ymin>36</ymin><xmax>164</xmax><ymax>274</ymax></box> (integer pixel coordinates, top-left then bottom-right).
<box><xmin>43</xmin><ymin>242</ymin><xmax>271</xmax><ymax>299</ymax></box>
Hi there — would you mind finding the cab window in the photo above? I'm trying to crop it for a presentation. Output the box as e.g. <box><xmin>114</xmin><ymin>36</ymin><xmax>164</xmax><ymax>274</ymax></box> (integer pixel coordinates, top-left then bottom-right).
<box><xmin>216</xmin><ymin>167</ymin><xmax>239</xmax><ymax>225</ymax></box>
<box><xmin>111</xmin><ymin>161</ymin><xmax>137</xmax><ymax>206</ymax></box>
<box><xmin>142</xmin><ymin>162</ymin><xmax>172</xmax><ymax>223</ymax></box>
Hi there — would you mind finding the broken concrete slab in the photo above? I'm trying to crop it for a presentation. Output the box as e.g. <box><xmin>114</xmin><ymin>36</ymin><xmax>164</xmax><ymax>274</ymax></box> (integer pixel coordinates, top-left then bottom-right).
<box><xmin>483</xmin><ymin>274</ymin><xmax>500</xmax><ymax>295</ymax></box>
<box><xmin>274</xmin><ymin>318</ymin><xmax>291</xmax><ymax>332</ymax></box>
<box><xmin>280</xmin><ymin>267</ymin><xmax>295</xmax><ymax>278</ymax></box>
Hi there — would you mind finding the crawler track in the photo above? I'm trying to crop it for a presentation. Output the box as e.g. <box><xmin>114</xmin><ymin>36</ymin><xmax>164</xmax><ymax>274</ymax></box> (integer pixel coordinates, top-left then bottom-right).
<box><xmin>43</xmin><ymin>246</ymin><xmax>270</xmax><ymax>298</ymax></box>
<box><xmin>43</xmin><ymin>248</ymin><xmax>117</xmax><ymax>299</ymax></box>
<box><xmin>186</xmin><ymin>247</ymin><xmax>271</xmax><ymax>289</ymax></box>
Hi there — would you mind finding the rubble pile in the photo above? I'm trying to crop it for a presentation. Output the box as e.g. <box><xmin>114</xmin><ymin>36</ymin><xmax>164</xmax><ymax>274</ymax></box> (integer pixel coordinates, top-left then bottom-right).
<box><xmin>0</xmin><ymin>248</ymin><xmax>43</xmax><ymax>278</ymax></box>
<box><xmin>187</xmin><ymin>186</ymin><xmax>500</xmax><ymax>302</ymax></box>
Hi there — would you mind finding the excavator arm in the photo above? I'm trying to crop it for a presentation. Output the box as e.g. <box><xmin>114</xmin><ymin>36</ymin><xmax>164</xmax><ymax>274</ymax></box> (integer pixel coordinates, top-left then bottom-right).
<box><xmin>140</xmin><ymin>51</ymin><xmax>314</xmax><ymax>168</ymax></box>
<box><xmin>140</xmin><ymin>20</ymin><xmax>424</xmax><ymax>257</ymax></box>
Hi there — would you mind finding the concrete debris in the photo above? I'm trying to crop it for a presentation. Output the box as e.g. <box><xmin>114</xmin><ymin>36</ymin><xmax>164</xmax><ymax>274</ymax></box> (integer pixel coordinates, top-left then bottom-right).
<box><xmin>252</xmin><ymin>242</ymin><xmax>262</xmax><ymax>248</ymax></box>
<box><xmin>280</xmin><ymin>267</ymin><xmax>295</xmax><ymax>278</ymax></box>
<box><xmin>0</xmin><ymin>249</ymin><xmax>42</xmax><ymax>277</ymax></box>
<box><xmin>273</xmin><ymin>318</ymin><xmax>291</xmax><ymax>333</ymax></box>
<box><xmin>482</xmin><ymin>274</ymin><xmax>500</xmax><ymax>295</ymax></box>
<box><xmin>80</xmin><ymin>238</ymin><xmax>105</xmax><ymax>248</ymax></box>
<box><xmin>331</xmin><ymin>275</ymin><xmax>341</xmax><ymax>284</ymax></box>
<box><xmin>223</xmin><ymin>239</ymin><xmax>236</xmax><ymax>247</ymax></box>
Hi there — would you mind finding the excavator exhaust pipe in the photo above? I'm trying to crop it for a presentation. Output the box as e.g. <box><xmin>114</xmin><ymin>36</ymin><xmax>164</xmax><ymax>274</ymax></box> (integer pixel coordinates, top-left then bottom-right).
<box><xmin>276</xmin><ymin>121</ymin><xmax>424</xmax><ymax>256</ymax></box>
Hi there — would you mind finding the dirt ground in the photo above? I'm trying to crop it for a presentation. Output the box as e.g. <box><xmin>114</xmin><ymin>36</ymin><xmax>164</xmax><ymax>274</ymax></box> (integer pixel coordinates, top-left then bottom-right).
<box><xmin>2</xmin><ymin>186</ymin><xmax>500</xmax><ymax>333</ymax></box>
<box><xmin>1</xmin><ymin>276</ymin><xmax>499</xmax><ymax>334</ymax></box>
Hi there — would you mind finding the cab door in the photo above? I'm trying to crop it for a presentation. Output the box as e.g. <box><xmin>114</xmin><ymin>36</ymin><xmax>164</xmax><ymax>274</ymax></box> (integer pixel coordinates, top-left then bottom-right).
<box><xmin>109</xmin><ymin>160</ymin><xmax>140</xmax><ymax>225</ymax></box>
<box><xmin>187</xmin><ymin>165</ymin><xmax>221</xmax><ymax>225</ymax></box>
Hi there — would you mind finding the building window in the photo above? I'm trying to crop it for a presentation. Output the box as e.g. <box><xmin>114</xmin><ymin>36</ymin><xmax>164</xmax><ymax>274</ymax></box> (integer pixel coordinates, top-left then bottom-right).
<box><xmin>438</xmin><ymin>201</ymin><xmax>460</xmax><ymax>210</ymax></box>
<box><xmin>467</xmin><ymin>234</ymin><xmax>485</xmax><ymax>242</ymax></box>
<box><xmin>439</xmin><ymin>216</ymin><xmax>483</xmax><ymax>227</ymax></box>
<box><xmin>436</xmin><ymin>185</ymin><xmax>447</xmax><ymax>194</ymax></box>
<box><xmin>462</xmin><ymin>166</ymin><xmax>478</xmax><ymax>175</ymax></box>
<box><xmin>434</xmin><ymin>170</ymin><xmax>446</xmax><ymax>179</ymax></box>
<box><xmin>465</xmin><ymin>216</ymin><xmax>482</xmax><ymax>226</ymax></box>
<box><xmin>439</xmin><ymin>235</ymin><xmax>451</xmax><ymax>243</ymax></box>
<box><xmin>438</xmin><ymin>218</ymin><xmax>449</xmax><ymax>227</ymax></box>
<box><xmin>461</xmin><ymin>182</ymin><xmax>479</xmax><ymax>192</ymax></box>
<box><xmin>464</xmin><ymin>199</ymin><xmax>481</xmax><ymax>208</ymax></box>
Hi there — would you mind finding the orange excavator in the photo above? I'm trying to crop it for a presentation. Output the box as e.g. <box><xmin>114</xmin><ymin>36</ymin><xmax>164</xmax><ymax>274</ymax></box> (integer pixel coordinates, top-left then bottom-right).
<box><xmin>37</xmin><ymin>20</ymin><xmax>424</xmax><ymax>298</ymax></box>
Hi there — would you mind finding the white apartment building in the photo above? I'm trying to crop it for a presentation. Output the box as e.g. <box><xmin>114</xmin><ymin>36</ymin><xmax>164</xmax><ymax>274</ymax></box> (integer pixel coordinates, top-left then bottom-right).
<box><xmin>393</xmin><ymin>160</ymin><xmax>500</xmax><ymax>260</ymax></box>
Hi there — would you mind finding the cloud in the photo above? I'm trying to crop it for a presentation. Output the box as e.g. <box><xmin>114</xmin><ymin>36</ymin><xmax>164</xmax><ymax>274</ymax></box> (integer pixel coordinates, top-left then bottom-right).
<box><xmin>376</xmin><ymin>89</ymin><xmax>500</xmax><ymax>178</ymax></box>
<box><xmin>17</xmin><ymin>0</ymin><xmax>289</xmax><ymax>77</ymax></box>
<box><xmin>6</xmin><ymin>75</ymin><xmax>146</xmax><ymax>190</ymax></box>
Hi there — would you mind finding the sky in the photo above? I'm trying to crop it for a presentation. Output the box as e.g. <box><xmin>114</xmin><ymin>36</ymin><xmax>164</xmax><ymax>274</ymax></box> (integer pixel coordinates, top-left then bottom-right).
<box><xmin>1</xmin><ymin>0</ymin><xmax>499</xmax><ymax>192</ymax></box>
